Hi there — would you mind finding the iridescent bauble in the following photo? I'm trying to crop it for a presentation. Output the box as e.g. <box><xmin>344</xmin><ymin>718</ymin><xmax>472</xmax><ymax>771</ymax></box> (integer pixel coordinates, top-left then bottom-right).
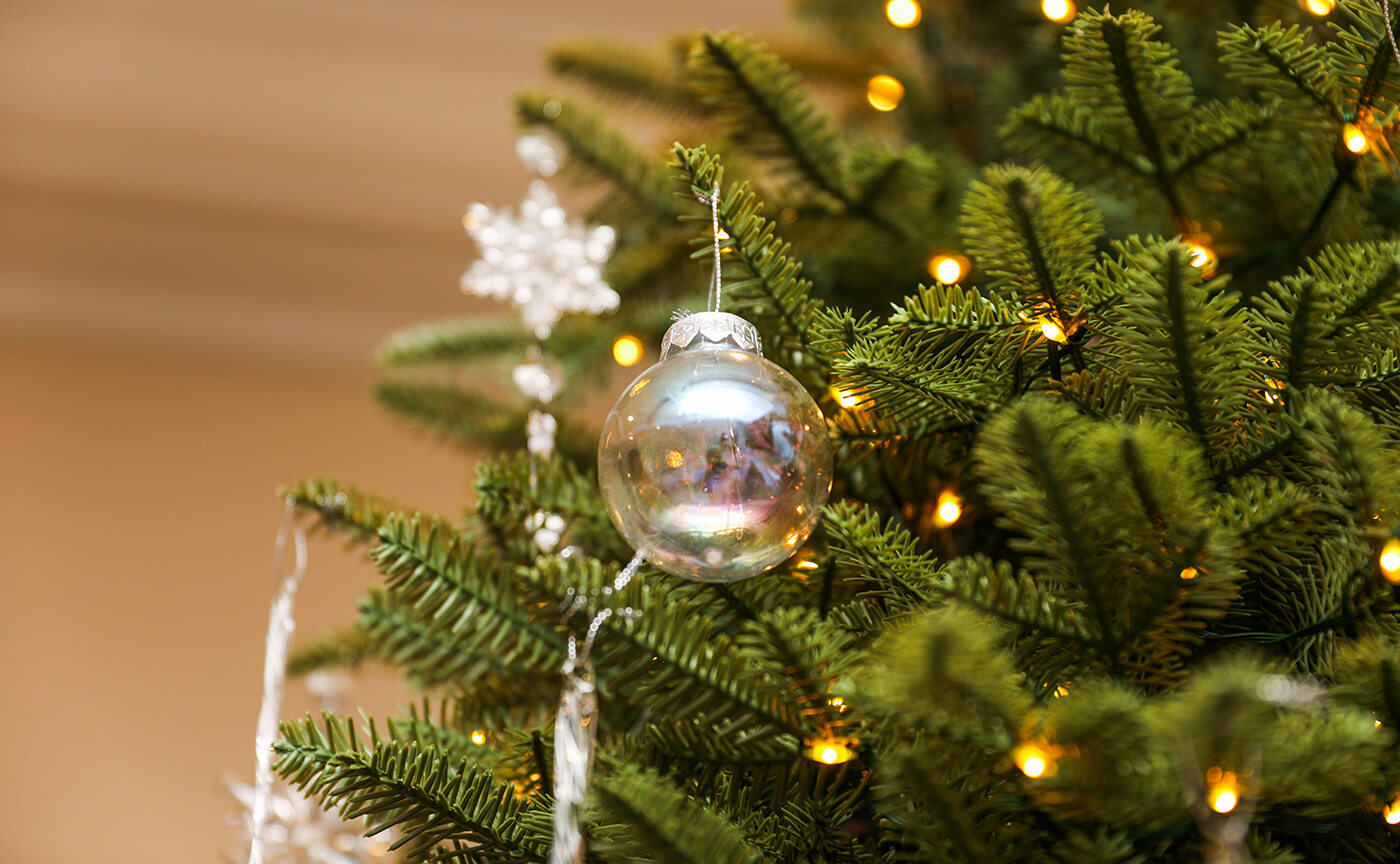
<box><xmin>598</xmin><ymin>312</ymin><xmax>833</xmax><ymax>582</ymax></box>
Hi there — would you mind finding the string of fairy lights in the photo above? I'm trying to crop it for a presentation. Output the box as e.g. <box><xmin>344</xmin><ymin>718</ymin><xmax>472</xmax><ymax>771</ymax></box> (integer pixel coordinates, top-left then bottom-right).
<box><xmin>602</xmin><ymin>0</ymin><xmax>1384</xmax><ymax>383</ymax></box>
<box><xmin>592</xmin><ymin>4</ymin><xmax>1400</xmax><ymax>834</ymax></box>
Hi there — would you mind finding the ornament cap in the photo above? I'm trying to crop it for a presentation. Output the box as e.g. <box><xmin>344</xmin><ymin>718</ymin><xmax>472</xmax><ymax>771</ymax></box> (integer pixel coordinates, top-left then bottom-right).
<box><xmin>660</xmin><ymin>311</ymin><xmax>762</xmax><ymax>359</ymax></box>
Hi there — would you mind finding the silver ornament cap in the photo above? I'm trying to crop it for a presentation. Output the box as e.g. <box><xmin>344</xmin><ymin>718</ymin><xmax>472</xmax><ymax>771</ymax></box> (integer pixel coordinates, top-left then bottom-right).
<box><xmin>660</xmin><ymin>311</ymin><xmax>762</xmax><ymax>359</ymax></box>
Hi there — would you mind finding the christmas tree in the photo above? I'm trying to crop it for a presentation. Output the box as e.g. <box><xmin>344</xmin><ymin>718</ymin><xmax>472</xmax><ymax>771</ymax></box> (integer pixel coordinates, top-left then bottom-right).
<box><xmin>269</xmin><ymin>1</ymin><xmax>1400</xmax><ymax>861</ymax></box>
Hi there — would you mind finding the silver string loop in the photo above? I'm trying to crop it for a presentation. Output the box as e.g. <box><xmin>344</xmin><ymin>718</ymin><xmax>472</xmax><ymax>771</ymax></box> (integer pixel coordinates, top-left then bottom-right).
<box><xmin>1386</xmin><ymin>0</ymin><xmax>1400</xmax><ymax>73</ymax></box>
<box><xmin>695</xmin><ymin>184</ymin><xmax>724</xmax><ymax>312</ymax></box>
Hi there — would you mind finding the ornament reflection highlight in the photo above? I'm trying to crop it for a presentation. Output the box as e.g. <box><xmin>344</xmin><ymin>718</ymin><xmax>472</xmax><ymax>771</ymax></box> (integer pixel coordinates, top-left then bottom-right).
<box><xmin>599</xmin><ymin>313</ymin><xmax>833</xmax><ymax>582</ymax></box>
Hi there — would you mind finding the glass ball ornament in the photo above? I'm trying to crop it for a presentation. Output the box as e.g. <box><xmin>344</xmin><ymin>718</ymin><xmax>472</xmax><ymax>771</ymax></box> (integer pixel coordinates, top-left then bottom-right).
<box><xmin>598</xmin><ymin>312</ymin><xmax>833</xmax><ymax>582</ymax></box>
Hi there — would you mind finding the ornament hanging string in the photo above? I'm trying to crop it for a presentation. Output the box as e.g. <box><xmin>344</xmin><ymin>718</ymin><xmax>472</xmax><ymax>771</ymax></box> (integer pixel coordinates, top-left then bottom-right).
<box><xmin>1386</xmin><ymin>0</ymin><xmax>1400</xmax><ymax>72</ymax></box>
<box><xmin>697</xmin><ymin>184</ymin><xmax>724</xmax><ymax>313</ymax></box>
<box><xmin>248</xmin><ymin>497</ymin><xmax>308</xmax><ymax>864</ymax></box>
<box><xmin>550</xmin><ymin>551</ymin><xmax>645</xmax><ymax>864</ymax></box>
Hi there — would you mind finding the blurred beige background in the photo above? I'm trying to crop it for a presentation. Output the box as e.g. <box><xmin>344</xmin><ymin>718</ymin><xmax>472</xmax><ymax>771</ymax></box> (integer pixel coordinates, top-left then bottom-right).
<box><xmin>0</xmin><ymin>1</ymin><xmax>782</xmax><ymax>861</ymax></box>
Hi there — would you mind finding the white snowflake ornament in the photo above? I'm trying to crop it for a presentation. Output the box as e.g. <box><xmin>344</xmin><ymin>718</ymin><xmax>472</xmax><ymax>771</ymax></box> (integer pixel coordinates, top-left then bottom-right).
<box><xmin>527</xmin><ymin>410</ymin><xmax>558</xmax><ymax>459</ymax></box>
<box><xmin>516</xmin><ymin>134</ymin><xmax>561</xmax><ymax>177</ymax></box>
<box><xmin>461</xmin><ymin>181</ymin><xmax>618</xmax><ymax>339</ymax></box>
<box><xmin>526</xmin><ymin>509</ymin><xmax>567</xmax><ymax>553</ymax></box>
<box><xmin>224</xmin><ymin>776</ymin><xmax>398</xmax><ymax>864</ymax></box>
<box><xmin>513</xmin><ymin>357</ymin><xmax>563</xmax><ymax>404</ymax></box>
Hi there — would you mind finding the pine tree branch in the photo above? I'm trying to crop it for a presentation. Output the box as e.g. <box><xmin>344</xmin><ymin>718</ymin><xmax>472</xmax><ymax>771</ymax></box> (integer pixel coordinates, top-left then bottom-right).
<box><xmin>1002</xmin><ymin>97</ymin><xmax>1148</xmax><ymax>177</ymax></box>
<box><xmin>370</xmin><ymin>515</ymin><xmax>569</xmax><ymax>681</ymax></box>
<box><xmin>687</xmin><ymin>31</ymin><xmax>853</xmax><ymax>207</ymax></box>
<box><xmin>521</xmin><ymin>555</ymin><xmax>813</xmax><ymax>740</ymax></box>
<box><xmin>1160</xmin><ymin>248</ymin><xmax>1213</xmax><ymax>456</ymax></box>
<box><xmin>516</xmin><ymin>91</ymin><xmax>682</xmax><ymax>218</ymax></box>
<box><xmin>1218</xmin><ymin>22</ymin><xmax>1343</xmax><ymax>121</ymax></box>
<box><xmin>1098</xmin><ymin>16</ymin><xmax>1189</xmax><ymax>231</ymax></box>
<box><xmin>282</xmin><ymin>479</ymin><xmax>403</xmax><ymax>541</ymax></box>
<box><xmin>376</xmin><ymin>317</ymin><xmax>533</xmax><ymax>368</ymax></box>
<box><xmin>545</xmin><ymin>41</ymin><xmax>698</xmax><ymax>116</ymax></box>
<box><xmin>1013</xmin><ymin>406</ymin><xmax>1123</xmax><ymax>663</ymax></box>
<box><xmin>287</xmin><ymin>627</ymin><xmax>372</xmax><ymax>677</ymax></box>
<box><xmin>589</xmin><ymin>768</ymin><xmax>765</xmax><ymax>864</ymax></box>
<box><xmin>276</xmin><ymin>714</ymin><xmax>549</xmax><ymax>862</ymax></box>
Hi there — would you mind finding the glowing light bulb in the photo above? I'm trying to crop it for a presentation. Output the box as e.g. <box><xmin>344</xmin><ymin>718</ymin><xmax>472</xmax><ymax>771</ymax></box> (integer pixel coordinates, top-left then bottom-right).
<box><xmin>885</xmin><ymin>0</ymin><xmax>922</xmax><ymax>27</ymax></box>
<box><xmin>1186</xmin><ymin>242</ymin><xmax>1218</xmax><ymax>275</ymax></box>
<box><xmin>1207</xmin><ymin>769</ymin><xmax>1240</xmax><ymax>814</ymax></box>
<box><xmin>1180</xmin><ymin>566</ymin><xmax>1199</xmax><ymax>581</ymax></box>
<box><xmin>1042</xmin><ymin>0</ymin><xmax>1076</xmax><ymax>22</ymax></box>
<box><xmin>1039</xmin><ymin>318</ymin><xmax>1067</xmax><ymax>343</ymax></box>
<box><xmin>471</xmin><ymin>729</ymin><xmax>487</xmax><ymax>746</ymax></box>
<box><xmin>1211</xmin><ymin>787</ymin><xmax>1238</xmax><ymax>813</ymax></box>
<box><xmin>830</xmin><ymin>384</ymin><xmax>861</xmax><ymax>408</ymax></box>
<box><xmin>1386</xmin><ymin>798</ymin><xmax>1400</xmax><ymax>824</ymax></box>
<box><xmin>804</xmin><ymin>736</ymin><xmax>857</xmax><ymax>764</ymax></box>
<box><xmin>1345</xmin><ymin>123</ymin><xmax>1370</xmax><ymax>154</ymax></box>
<box><xmin>1014</xmin><ymin>743</ymin><xmax>1053</xmax><ymax>778</ymax></box>
<box><xmin>930</xmin><ymin>253</ymin><xmax>967</xmax><ymax>284</ymax></box>
<box><xmin>1304</xmin><ymin>0</ymin><xmax>1337</xmax><ymax>15</ymax></box>
<box><xmin>830</xmin><ymin>696</ymin><xmax>846</xmax><ymax>711</ymax></box>
<box><xmin>935</xmin><ymin>490</ymin><xmax>962</xmax><ymax>527</ymax></box>
<box><xmin>612</xmin><ymin>334</ymin><xmax>643</xmax><ymax>367</ymax></box>
<box><xmin>866</xmin><ymin>74</ymin><xmax>905</xmax><ymax>112</ymax></box>
<box><xmin>1381</xmin><ymin>539</ymin><xmax>1400</xmax><ymax>582</ymax></box>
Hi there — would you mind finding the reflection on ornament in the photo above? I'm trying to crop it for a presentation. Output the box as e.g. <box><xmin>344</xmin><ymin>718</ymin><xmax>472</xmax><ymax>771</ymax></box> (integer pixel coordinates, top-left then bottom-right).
<box><xmin>461</xmin><ymin>181</ymin><xmax>618</xmax><ymax>339</ymax></box>
<box><xmin>598</xmin><ymin>312</ymin><xmax>833</xmax><ymax>582</ymax></box>
<box><xmin>885</xmin><ymin>0</ymin><xmax>921</xmax><ymax>28</ymax></box>
<box><xmin>866</xmin><ymin>75</ymin><xmax>905</xmax><ymax>112</ymax></box>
